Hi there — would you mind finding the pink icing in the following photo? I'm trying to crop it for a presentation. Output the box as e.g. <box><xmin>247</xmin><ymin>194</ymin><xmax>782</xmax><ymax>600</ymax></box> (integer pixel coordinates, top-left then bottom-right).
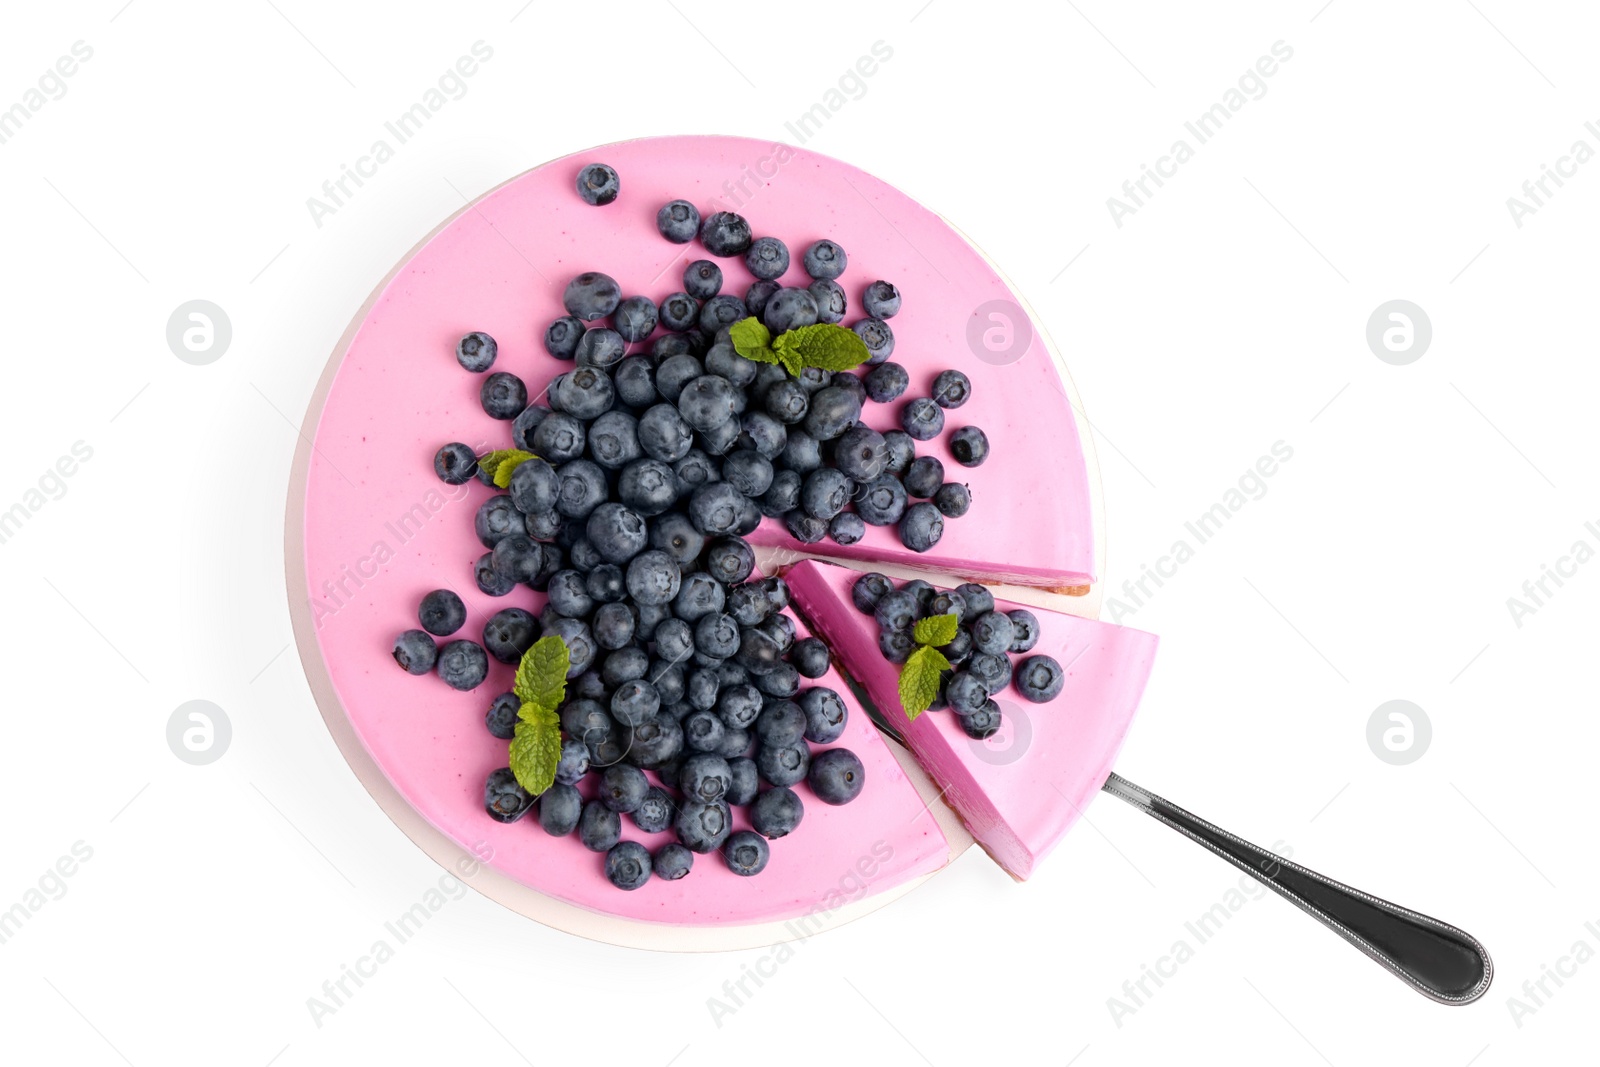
<box><xmin>298</xmin><ymin>138</ymin><xmax>994</xmax><ymax>925</ymax></box>
<box><xmin>784</xmin><ymin>560</ymin><xmax>1159</xmax><ymax>880</ymax></box>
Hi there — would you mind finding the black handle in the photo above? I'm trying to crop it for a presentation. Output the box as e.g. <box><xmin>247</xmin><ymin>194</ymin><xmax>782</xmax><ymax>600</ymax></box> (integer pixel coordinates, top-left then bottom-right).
<box><xmin>1102</xmin><ymin>773</ymin><xmax>1492</xmax><ymax>1004</ymax></box>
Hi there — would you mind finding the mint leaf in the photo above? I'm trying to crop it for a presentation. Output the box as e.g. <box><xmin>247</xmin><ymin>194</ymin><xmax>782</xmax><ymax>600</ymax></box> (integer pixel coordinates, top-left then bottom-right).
<box><xmin>513</xmin><ymin>635</ymin><xmax>569</xmax><ymax>710</ymax></box>
<box><xmin>899</xmin><ymin>644</ymin><xmax>951</xmax><ymax>721</ymax></box>
<box><xmin>781</xmin><ymin>323</ymin><xmax>871</xmax><ymax>372</ymax></box>
<box><xmin>729</xmin><ymin>317</ymin><xmax>780</xmax><ymax>366</ymax></box>
<box><xmin>508</xmin><ymin>702</ymin><xmax>561</xmax><ymax>794</ymax></box>
<box><xmin>771</xmin><ymin>331</ymin><xmax>805</xmax><ymax>377</ymax></box>
<box><xmin>912</xmin><ymin>612</ymin><xmax>959</xmax><ymax>647</ymax></box>
<box><xmin>478</xmin><ymin>449</ymin><xmax>537</xmax><ymax>489</ymax></box>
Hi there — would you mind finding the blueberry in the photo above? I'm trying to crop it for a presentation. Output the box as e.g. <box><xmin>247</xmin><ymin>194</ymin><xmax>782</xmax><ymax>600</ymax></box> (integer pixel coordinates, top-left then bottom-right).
<box><xmin>855</xmin><ymin>475</ymin><xmax>906</xmax><ymax>526</ymax></box>
<box><xmin>554</xmin><ymin>738</ymin><xmax>591</xmax><ymax>785</ymax></box>
<box><xmin>1007</xmin><ymin>609</ymin><xmax>1041</xmax><ymax>653</ymax></box>
<box><xmin>512</xmin><ymin>404</ymin><xmax>551</xmax><ymax>451</ymax></box>
<box><xmin>863</xmin><ymin>362</ymin><xmax>909</xmax><ymax>403</ymax></box>
<box><xmin>739</xmin><ymin>411</ymin><xmax>787</xmax><ymax>458</ymax></box>
<box><xmin>834</xmin><ymin>425</ymin><xmax>888</xmax><ymax>482</ymax></box>
<box><xmin>802</xmin><ymin>239</ymin><xmax>847</xmax><ymax>280</ymax></box>
<box><xmin>874</xmin><ymin>588</ymin><xmax>918</xmax><ymax>631</ymax></box>
<box><xmin>952</xmin><ymin>697</ymin><xmax>999</xmax><ymax>737</ymax></box>
<box><xmin>455</xmin><ymin>331</ymin><xmax>497</xmax><ymax>372</ymax></box>
<box><xmin>674</xmin><ymin>571</ymin><xmax>726</xmax><ymax>623</ymax></box>
<box><xmin>631</xmin><ymin>787</ymin><xmax>675</xmax><ymax>834</ymax></box>
<box><xmin>946</xmin><ymin>671</ymin><xmax>989</xmax><ymax>714</ymax></box>
<box><xmin>934</xmin><ymin>482</ymin><xmax>972</xmax><ymax>517</ymax></box>
<box><xmin>683</xmin><ymin>709</ymin><xmax>726</xmax><ymax>754</ymax></box>
<box><xmin>574</xmin><ymin>800</ymin><xmax>622</xmax><ymax>851</ymax></box>
<box><xmin>676</xmin><ymin>798</ymin><xmax>733</xmax><ymax>853</ymax></box>
<box><xmin>717</xmin><ymin>683</ymin><xmax>764</xmax><ymax>730</ymax></box>
<box><xmin>903</xmin><ymin>579</ymin><xmax>936</xmax><ymax>614</ymax></box>
<box><xmin>562</xmin><ymin>698</ymin><xmax>612</xmax><ymax>747</ymax></box>
<box><xmin>698</xmin><ymin>416</ymin><xmax>741</xmax><ymax>457</ymax></box>
<box><xmin>695</xmin><ymin>613</ymin><xmax>742</xmax><ymax>661</ymax></box>
<box><xmin>678</xmin><ymin>374</ymin><xmax>737</xmax><ymax>432</ymax></box>
<box><xmin>967</xmin><ymin>652</ymin><xmax>1012</xmax><ymax>695</ymax></box>
<box><xmin>798</xmin><ymin>686</ymin><xmax>848</xmax><ymax>743</ymax></box>
<box><xmin>651</xmin><ymin>660</ymin><xmax>687</xmax><ymax>703</ymax></box>
<box><xmin>784</xmin><ymin>510</ymin><xmax>827</xmax><ymax>544</ymax></box>
<box><xmin>707</xmin><ymin>342</ymin><xmax>758</xmax><ymax>387</ymax></box>
<box><xmin>764</xmin><ymin>379</ymin><xmax>810</xmax><ymax>424</ymax></box>
<box><xmin>705</xmin><ymin>536</ymin><xmax>756</xmax><ymax>585</ymax></box>
<box><xmin>744</xmin><ymin>279</ymin><xmax>780</xmax><ymax>318</ymax></box>
<box><xmin>700</xmin><ymin>212</ymin><xmax>753</xmax><ymax>257</ymax></box>
<box><xmin>506</xmin><ymin>456</ymin><xmax>559</xmax><ymax>514</ymax></box>
<box><xmin>971</xmin><ymin>611</ymin><xmax>1016</xmax><ymax>656</ymax></box>
<box><xmin>862</xmin><ymin>280</ymin><xmax>902</xmax><ymax>319</ymax></box>
<box><xmin>566</xmin><ymin>537</ymin><xmax>602</xmax><ymax>572</ymax></box>
<box><xmin>475</xmin><ymin>552</ymin><xmax>516</xmax><ymax>597</ymax></box>
<box><xmin>480</xmin><ymin>371</ymin><xmax>527</xmax><ymax>419</ymax></box>
<box><xmin>654</xmin><ymin>843</ymin><xmax>694</xmax><ymax>880</ymax></box>
<box><xmin>851</xmin><ymin>573</ymin><xmax>893</xmax><ymax>614</ymax></box>
<box><xmin>588</xmin><ymin>732</ymin><xmax>629</xmax><ymax>769</ymax></box>
<box><xmin>882</xmin><ymin>430</ymin><xmax>916</xmax><ymax>475</ymax></box>
<box><xmin>745</xmin><ymin>236</ymin><xmax>790</xmax><ymax>280</ymax></box>
<box><xmin>626</xmin><ymin>550</ymin><xmax>682</xmax><ymax>606</ymax></box>
<box><xmin>490</xmin><ymin>534</ymin><xmax>544</xmax><ymax>586</ymax></box>
<box><xmin>723</xmin><ymin>756</ymin><xmax>759</xmax><ymax>806</ymax></box>
<box><xmin>900</xmin><ymin>397</ymin><xmax>944</xmax><ymax>441</ymax></box>
<box><xmin>531</xmin><ymin>411</ymin><xmax>585</xmax><ymax>464</ymax></box>
<box><xmin>579</xmin><ymin>502</ymin><xmax>644</xmax><ymax>565</ymax></box>
<box><xmin>484</xmin><ymin>692</ymin><xmax>520</xmax><ymax>739</ymax></box>
<box><xmin>754</xmin><ymin>661</ymin><xmax>801</xmax><ymax>699</ymax></box>
<box><xmin>652</xmin><ymin>333</ymin><xmax>695</xmax><ymax>360</ymax></box>
<box><xmin>614</xmin><ymin>355</ymin><xmax>657</xmax><ymax>407</ymax></box>
<box><xmin>688</xmin><ymin>482</ymin><xmax>749</xmax><ymax>536</ymax></box>
<box><xmin>546</xmin><ymin>570</ymin><xmax>594</xmax><ymax>618</ymax></box>
<box><xmin>418</xmin><ymin>589</ymin><xmax>466</xmax><ymax>636</ymax></box>
<box><xmin>561</xmin><ymin>367</ymin><xmax>618</xmax><ymax>420</ymax></box>
<box><xmin>579</xmin><ymin>413</ymin><xmax>637</xmax><ymax>472</ymax></box>
<box><xmin>764</xmin><ymin>287</ymin><xmax>819</xmax><ymax>332</ymax></box>
<box><xmin>802</xmin><ymin>468</ymin><xmax>853</xmax><ymax>520</ymax></box>
<box><xmin>685</xmin><ymin>667</ymin><xmax>721</xmax><ymax>710</ymax></box>
<box><xmin>433</xmin><ymin>442</ymin><xmax>478</xmax><ymax>486</ymax></box>
<box><xmin>603</xmin><ymin>646</ymin><xmax>650</xmax><ymax>687</ymax></box>
<box><xmin>852</xmin><ymin>317</ymin><xmax>895</xmax><ymax>364</ymax></box>
<box><xmin>787</xmin><ymin>638</ymin><xmax>828</xmax><ymax>681</ymax></box>
<box><xmin>611</xmin><ymin>679</ymin><xmax>661</xmax><ymax>727</ymax></box>
<box><xmin>808</xmin><ymin>278</ymin><xmax>847</xmax><ymax>324</ymax></box>
<box><xmin>759</xmin><ymin>576</ymin><xmax>791</xmax><ymax>613</ymax></box>
<box><xmin>657</xmin><ymin>198</ymin><xmax>700</xmax><ymax>243</ymax></box>
<box><xmin>543</xmin><ymin>616</ymin><xmax>596</xmax><ymax>678</ymax></box>
<box><xmin>754</xmin><ymin>700</ymin><xmax>806</xmax><ymax>747</ymax></box>
<box><xmin>797</xmin><ymin>366</ymin><xmax>832</xmax><ymax>395</ymax></box>
<box><xmin>903</xmin><ymin>455</ymin><xmax>944</xmax><ymax>499</ymax></box>
<box><xmin>735</xmin><ymin>626</ymin><xmax>783</xmax><ymax>675</ymax></box>
<box><xmin>941</xmin><ymin>627</ymin><xmax>974</xmax><ymax>666</ymax></box>
<box><xmin>829</xmin><ymin>512</ymin><xmax>866</xmax><ymax>545</ymax></box>
<box><xmin>808</xmin><ymin>748</ymin><xmax>865</xmax><ymax>805</ymax></box>
<box><xmin>619</xmin><ymin>458</ymin><xmax>680</xmax><ymax>516</ymax></box>
<box><xmin>659</xmin><ymin>292</ymin><xmax>701</xmax><ymax>333</ymax></box>
<box><xmin>563</xmin><ymin>271</ymin><xmax>622</xmax><ymax>322</ymax></box>
<box><xmin>950</xmin><ymin>426</ymin><xmax>989</xmax><ymax>467</ymax></box>
<box><xmin>700</xmin><ymin>294</ymin><xmax>747</xmax><ymax>335</ymax></box>
<box><xmin>436</xmin><ymin>640</ymin><xmax>488</xmax><ymax>690</ymax></box>
<box><xmin>392</xmin><ymin>630</ymin><xmax>437</xmax><ymax>674</ymax></box>
<box><xmin>482</xmin><ymin>607</ymin><xmax>538</xmax><ymax>664</ymax></box>
<box><xmin>638</xmin><ymin>403</ymin><xmax>695</xmax><ymax>463</ymax></box>
<box><xmin>757</xmin><ymin>741</ymin><xmax>811</xmax><ymax>787</ymax></box>
<box><xmin>898</xmin><ymin>502</ymin><xmax>944</xmax><ymax>552</ymax></box>
<box><xmin>598</xmin><ymin>764</ymin><xmax>648</xmax><ymax>814</ymax></box>
<box><xmin>524</xmin><ymin>510</ymin><xmax>564</xmax><ymax>547</ymax></box>
<box><xmin>635</xmin><ymin>601</ymin><xmax>670</xmax><ymax>642</ymax></box>
<box><xmin>956</xmin><ymin>582</ymin><xmax>995</xmax><ymax>615</ymax></box>
<box><xmin>485</xmin><ymin>768</ymin><xmax>535</xmax><ymax>823</ymax></box>
<box><xmin>576</xmin><ymin>162</ymin><xmax>619</xmax><ymax>205</ymax></box>
<box><xmin>650</xmin><ymin>511</ymin><xmax>706</xmax><ymax>568</ymax></box>
<box><xmin>544</xmin><ymin>315</ymin><xmax>585</xmax><ymax>359</ymax></box>
<box><xmin>928</xmin><ymin>590</ymin><xmax>967</xmax><ymax>621</ymax></box>
<box><xmin>803</xmin><ymin>385</ymin><xmax>861</xmax><ymax>441</ymax></box>
<box><xmin>1016</xmin><ymin>654</ymin><xmax>1064</xmax><ymax>703</ymax></box>
<box><xmin>555</xmin><ymin>460</ymin><xmax>609</xmax><ymax>520</ymax></box>
<box><xmin>624</xmin><ymin>713</ymin><xmax>684</xmax><ymax>768</ymax></box>
<box><xmin>538</xmin><ymin>783</ymin><xmax>582</xmax><ymax>835</ymax></box>
<box><xmin>760</xmin><ymin>470</ymin><xmax>803</xmax><ymax>517</ymax></box>
<box><xmin>715</xmin><ymin>449</ymin><xmax>768</xmax><ymax>498</ymax></box>
<box><xmin>572</xmin><ymin>329</ymin><xmax>625</xmax><ymax>372</ymax></box>
<box><xmin>879</xmin><ymin>629</ymin><xmax>916</xmax><ymax>663</ymax></box>
<box><xmin>933</xmin><ymin>369</ymin><xmax>972</xmax><ymax>409</ymax></box>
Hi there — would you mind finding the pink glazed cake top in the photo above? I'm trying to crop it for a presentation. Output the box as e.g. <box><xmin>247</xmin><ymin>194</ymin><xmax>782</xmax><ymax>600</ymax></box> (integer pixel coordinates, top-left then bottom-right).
<box><xmin>300</xmin><ymin>136</ymin><xmax>1089</xmax><ymax>923</ymax></box>
<box><xmin>785</xmin><ymin>560</ymin><xmax>1158</xmax><ymax>880</ymax></box>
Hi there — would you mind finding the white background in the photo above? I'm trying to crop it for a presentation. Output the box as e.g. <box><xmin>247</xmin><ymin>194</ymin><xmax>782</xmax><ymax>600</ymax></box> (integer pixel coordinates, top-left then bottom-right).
<box><xmin>1</xmin><ymin>1</ymin><xmax>1596</xmax><ymax>1064</ymax></box>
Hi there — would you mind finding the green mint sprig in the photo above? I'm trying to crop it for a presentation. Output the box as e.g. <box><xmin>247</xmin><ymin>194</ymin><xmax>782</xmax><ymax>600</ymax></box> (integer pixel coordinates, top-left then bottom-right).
<box><xmin>729</xmin><ymin>316</ymin><xmax>870</xmax><ymax>378</ymax></box>
<box><xmin>507</xmin><ymin>635</ymin><xmax>570</xmax><ymax>794</ymax></box>
<box><xmin>898</xmin><ymin>613</ymin><xmax>958</xmax><ymax>721</ymax></box>
<box><xmin>477</xmin><ymin>449</ymin><xmax>537</xmax><ymax>489</ymax></box>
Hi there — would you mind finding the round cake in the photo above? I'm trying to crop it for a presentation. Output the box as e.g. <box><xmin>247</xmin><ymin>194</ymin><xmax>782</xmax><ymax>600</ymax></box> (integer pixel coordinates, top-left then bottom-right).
<box><xmin>289</xmin><ymin>135</ymin><xmax>1102</xmax><ymax>941</ymax></box>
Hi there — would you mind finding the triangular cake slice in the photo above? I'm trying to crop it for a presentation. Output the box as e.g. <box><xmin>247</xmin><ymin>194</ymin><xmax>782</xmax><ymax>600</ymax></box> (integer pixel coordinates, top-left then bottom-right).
<box><xmin>784</xmin><ymin>559</ymin><xmax>1158</xmax><ymax>880</ymax></box>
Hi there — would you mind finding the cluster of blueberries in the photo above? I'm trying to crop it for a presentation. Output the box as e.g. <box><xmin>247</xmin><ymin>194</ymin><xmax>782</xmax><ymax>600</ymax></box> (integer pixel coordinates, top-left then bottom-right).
<box><xmin>850</xmin><ymin>572</ymin><xmax>1067</xmax><ymax>740</ymax></box>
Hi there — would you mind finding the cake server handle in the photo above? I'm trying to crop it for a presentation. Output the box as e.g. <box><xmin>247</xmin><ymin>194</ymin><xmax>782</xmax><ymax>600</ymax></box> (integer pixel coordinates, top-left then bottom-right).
<box><xmin>1100</xmin><ymin>772</ymin><xmax>1492</xmax><ymax>1004</ymax></box>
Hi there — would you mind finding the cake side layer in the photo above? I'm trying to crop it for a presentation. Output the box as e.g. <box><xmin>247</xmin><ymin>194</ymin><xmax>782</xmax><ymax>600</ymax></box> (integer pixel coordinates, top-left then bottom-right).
<box><xmin>785</xmin><ymin>559</ymin><xmax>1158</xmax><ymax>879</ymax></box>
